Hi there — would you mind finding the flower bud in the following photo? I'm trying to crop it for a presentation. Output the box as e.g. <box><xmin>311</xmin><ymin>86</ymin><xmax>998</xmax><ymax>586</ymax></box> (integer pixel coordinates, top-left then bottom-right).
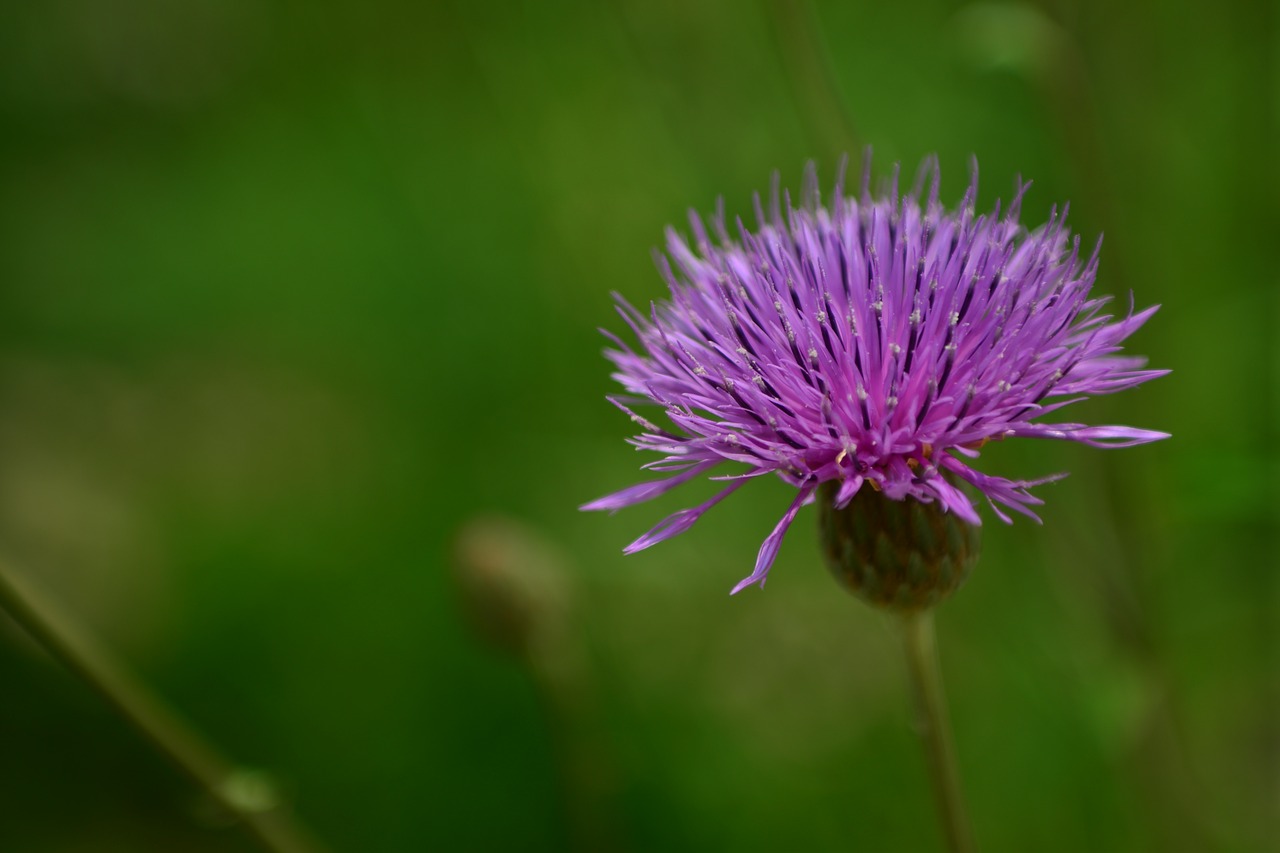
<box><xmin>817</xmin><ymin>480</ymin><xmax>980</xmax><ymax>611</ymax></box>
<box><xmin>451</xmin><ymin>515</ymin><xmax>569</xmax><ymax>660</ymax></box>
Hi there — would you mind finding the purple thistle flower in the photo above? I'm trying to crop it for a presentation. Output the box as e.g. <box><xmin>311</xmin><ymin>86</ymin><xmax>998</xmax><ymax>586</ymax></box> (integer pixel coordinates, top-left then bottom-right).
<box><xmin>583</xmin><ymin>157</ymin><xmax>1168</xmax><ymax>594</ymax></box>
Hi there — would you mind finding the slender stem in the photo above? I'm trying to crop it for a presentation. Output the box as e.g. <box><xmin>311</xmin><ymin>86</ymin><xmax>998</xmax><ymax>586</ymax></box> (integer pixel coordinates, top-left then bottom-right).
<box><xmin>900</xmin><ymin>609</ymin><xmax>974</xmax><ymax>853</ymax></box>
<box><xmin>766</xmin><ymin>0</ymin><xmax>861</xmax><ymax>159</ymax></box>
<box><xmin>0</xmin><ymin>557</ymin><xmax>326</xmax><ymax>853</ymax></box>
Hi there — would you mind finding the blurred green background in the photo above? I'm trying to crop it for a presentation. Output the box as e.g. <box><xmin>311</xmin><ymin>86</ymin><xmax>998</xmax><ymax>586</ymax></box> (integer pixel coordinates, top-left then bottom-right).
<box><xmin>0</xmin><ymin>0</ymin><xmax>1274</xmax><ymax>851</ymax></box>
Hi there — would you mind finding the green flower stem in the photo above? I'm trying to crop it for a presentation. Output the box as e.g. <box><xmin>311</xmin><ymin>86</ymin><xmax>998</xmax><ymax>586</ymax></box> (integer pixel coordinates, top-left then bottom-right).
<box><xmin>0</xmin><ymin>557</ymin><xmax>325</xmax><ymax>853</ymax></box>
<box><xmin>765</xmin><ymin>0</ymin><xmax>861</xmax><ymax>158</ymax></box>
<box><xmin>901</xmin><ymin>609</ymin><xmax>974</xmax><ymax>853</ymax></box>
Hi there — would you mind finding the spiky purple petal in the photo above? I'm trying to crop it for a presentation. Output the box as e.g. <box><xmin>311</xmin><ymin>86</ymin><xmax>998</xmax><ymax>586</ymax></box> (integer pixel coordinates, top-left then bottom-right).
<box><xmin>730</xmin><ymin>482</ymin><xmax>816</xmax><ymax>594</ymax></box>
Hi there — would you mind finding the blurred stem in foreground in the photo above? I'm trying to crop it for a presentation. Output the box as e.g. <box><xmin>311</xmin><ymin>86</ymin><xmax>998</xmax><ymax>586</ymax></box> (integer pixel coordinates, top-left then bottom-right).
<box><xmin>0</xmin><ymin>557</ymin><xmax>326</xmax><ymax>853</ymax></box>
<box><xmin>901</xmin><ymin>610</ymin><xmax>974</xmax><ymax>853</ymax></box>
<box><xmin>453</xmin><ymin>516</ymin><xmax>622</xmax><ymax>853</ymax></box>
<box><xmin>766</xmin><ymin>0</ymin><xmax>860</xmax><ymax>160</ymax></box>
<box><xmin>950</xmin><ymin>4</ymin><xmax>1231</xmax><ymax>842</ymax></box>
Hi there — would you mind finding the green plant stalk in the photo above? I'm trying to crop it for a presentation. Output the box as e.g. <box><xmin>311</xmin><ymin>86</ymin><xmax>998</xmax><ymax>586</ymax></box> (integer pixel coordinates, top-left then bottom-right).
<box><xmin>901</xmin><ymin>609</ymin><xmax>974</xmax><ymax>853</ymax></box>
<box><xmin>0</xmin><ymin>557</ymin><xmax>325</xmax><ymax>853</ymax></box>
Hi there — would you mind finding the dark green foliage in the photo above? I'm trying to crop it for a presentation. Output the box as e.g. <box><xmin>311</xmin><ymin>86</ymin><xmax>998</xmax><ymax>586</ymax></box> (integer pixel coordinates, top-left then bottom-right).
<box><xmin>0</xmin><ymin>1</ymin><xmax>1272</xmax><ymax>851</ymax></box>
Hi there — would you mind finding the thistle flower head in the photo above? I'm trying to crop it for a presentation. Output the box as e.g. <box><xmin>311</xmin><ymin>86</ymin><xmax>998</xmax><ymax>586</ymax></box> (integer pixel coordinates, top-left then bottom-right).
<box><xmin>584</xmin><ymin>157</ymin><xmax>1168</xmax><ymax>594</ymax></box>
